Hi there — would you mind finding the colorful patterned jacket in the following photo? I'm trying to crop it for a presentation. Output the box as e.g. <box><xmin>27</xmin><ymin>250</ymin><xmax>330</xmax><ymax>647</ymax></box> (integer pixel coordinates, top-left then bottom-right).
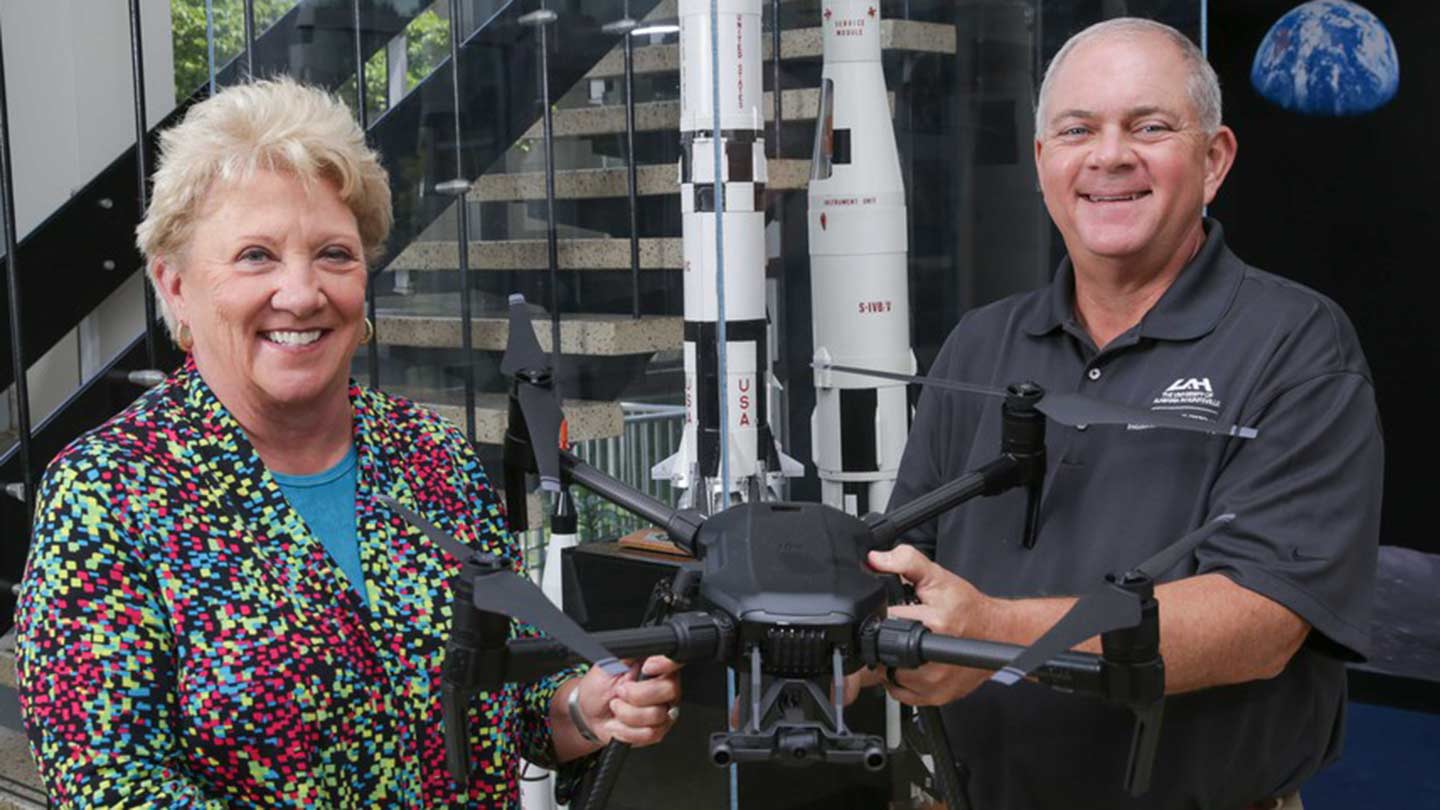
<box><xmin>16</xmin><ymin>362</ymin><xmax>574</xmax><ymax>807</ymax></box>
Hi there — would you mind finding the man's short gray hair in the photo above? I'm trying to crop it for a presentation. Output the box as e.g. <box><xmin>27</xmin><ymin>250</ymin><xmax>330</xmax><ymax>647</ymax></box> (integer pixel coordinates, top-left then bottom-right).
<box><xmin>1034</xmin><ymin>18</ymin><xmax>1222</xmax><ymax>137</ymax></box>
<box><xmin>135</xmin><ymin>76</ymin><xmax>392</xmax><ymax>339</ymax></box>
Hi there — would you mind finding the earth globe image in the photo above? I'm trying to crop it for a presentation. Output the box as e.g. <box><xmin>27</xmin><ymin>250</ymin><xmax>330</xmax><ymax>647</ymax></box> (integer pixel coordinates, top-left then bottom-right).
<box><xmin>1251</xmin><ymin>0</ymin><xmax>1399</xmax><ymax>116</ymax></box>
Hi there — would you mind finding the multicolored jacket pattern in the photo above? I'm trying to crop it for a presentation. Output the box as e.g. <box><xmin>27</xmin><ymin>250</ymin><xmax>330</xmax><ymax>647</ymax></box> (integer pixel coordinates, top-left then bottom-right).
<box><xmin>16</xmin><ymin>362</ymin><xmax>571</xmax><ymax>807</ymax></box>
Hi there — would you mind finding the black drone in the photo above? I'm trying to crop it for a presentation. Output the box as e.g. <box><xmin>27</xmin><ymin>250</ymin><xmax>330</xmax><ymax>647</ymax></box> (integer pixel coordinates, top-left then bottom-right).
<box><xmin>381</xmin><ymin>295</ymin><xmax>1259</xmax><ymax>810</ymax></box>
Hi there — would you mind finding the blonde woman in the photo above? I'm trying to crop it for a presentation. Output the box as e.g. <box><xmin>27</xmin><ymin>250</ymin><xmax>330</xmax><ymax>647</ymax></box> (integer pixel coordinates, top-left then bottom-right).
<box><xmin>16</xmin><ymin>77</ymin><xmax>680</xmax><ymax>808</ymax></box>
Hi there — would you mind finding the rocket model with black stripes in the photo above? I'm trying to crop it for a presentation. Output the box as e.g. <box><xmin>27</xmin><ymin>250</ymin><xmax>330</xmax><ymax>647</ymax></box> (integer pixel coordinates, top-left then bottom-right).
<box><xmin>808</xmin><ymin>0</ymin><xmax>916</xmax><ymax>517</ymax></box>
<box><xmin>653</xmin><ymin>0</ymin><xmax>802</xmax><ymax>513</ymax></box>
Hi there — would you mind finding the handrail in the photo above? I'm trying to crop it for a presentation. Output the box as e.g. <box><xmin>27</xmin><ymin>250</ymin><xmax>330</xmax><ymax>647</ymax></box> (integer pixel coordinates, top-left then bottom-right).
<box><xmin>350</xmin><ymin>0</ymin><xmax>381</xmax><ymax>390</ymax></box>
<box><xmin>243</xmin><ymin>0</ymin><xmax>257</xmax><ymax>80</ymax></box>
<box><xmin>128</xmin><ymin>0</ymin><xmax>160</xmax><ymax>370</ymax></box>
<box><xmin>448</xmin><ymin>0</ymin><xmax>479</xmax><ymax>443</ymax></box>
<box><xmin>0</xmin><ymin>16</ymin><xmax>35</xmax><ymax>523</ymax></box>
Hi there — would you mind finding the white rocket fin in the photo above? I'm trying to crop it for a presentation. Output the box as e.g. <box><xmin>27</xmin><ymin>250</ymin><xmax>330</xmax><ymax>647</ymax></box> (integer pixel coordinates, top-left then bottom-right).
<box><xmin>651</xmin><ymin>432</ymin><xmax>690</xmax><ymax>482</ymax></box>
<box><xmin>775</xmin><ymin>444</ymin><xmax>805</xmax><ymax>478</ymax></box>
<box><xmin>651</xmin><ymin>450</ymin><xmax>679</xmax><ymax>481</ymax></box>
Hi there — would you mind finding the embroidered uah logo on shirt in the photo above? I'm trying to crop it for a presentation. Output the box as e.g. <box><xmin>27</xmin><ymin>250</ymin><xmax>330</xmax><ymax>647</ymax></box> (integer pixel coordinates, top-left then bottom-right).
<box><xmin>1151</xmin><ymin>377</ymin><xmax>1223</xmax><ymax>418</ymax></box>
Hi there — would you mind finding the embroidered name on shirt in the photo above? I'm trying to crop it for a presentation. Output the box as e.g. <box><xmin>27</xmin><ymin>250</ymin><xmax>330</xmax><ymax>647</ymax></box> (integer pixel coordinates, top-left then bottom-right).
<box><xmin>1152</xmin><ymin>377</ymin><xmax>1223</xmax><ymax>418</ymax></box>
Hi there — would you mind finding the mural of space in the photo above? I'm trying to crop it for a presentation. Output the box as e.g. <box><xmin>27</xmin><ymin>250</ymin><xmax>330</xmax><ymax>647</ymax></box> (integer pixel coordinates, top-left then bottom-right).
<box><xmin>1251</xmin><ymin>0</ymin><xmax>1399</xmax><ymax>116</ymax></box>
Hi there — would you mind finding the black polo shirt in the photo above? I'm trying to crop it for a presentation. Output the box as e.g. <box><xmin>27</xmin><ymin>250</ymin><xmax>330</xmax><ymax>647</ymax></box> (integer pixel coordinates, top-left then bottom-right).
<box><xmin>889</xmin><ymin>220</ymin><xmax>1383</xmax><ymax>809</ymax></box>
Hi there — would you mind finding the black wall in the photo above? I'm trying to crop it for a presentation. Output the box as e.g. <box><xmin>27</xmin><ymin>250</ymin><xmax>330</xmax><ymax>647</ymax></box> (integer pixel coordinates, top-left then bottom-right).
<box><xmin>1207</xmin><ymin>2</ymin><xmax>1433</xmax><ymax>555</ymax></box>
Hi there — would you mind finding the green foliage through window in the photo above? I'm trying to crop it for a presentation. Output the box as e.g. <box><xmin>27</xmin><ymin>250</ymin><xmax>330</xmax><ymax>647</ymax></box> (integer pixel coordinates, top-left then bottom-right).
<box><xmin>171</xmin><ymin>1</ymin><xmax>452</xmax><ymax>121</ymax></box>
<box><xmin>170</xmin><ymin>0</ymin><xmax>296</xmax><ymax>100</ymax></box>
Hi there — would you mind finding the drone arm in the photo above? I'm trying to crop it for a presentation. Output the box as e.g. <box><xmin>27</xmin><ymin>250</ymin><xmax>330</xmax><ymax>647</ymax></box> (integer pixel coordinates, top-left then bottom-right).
<box><xmin>862</xmin><ymin>617</ymin><xmax>1169</xmax><ymax>703</ymax></box>
<box><xmin>559</xmin><ymin>450</ymin><xmax>704</xmax><ymax>554</ymax></box>
<box><xmin>865</xmin><ymin>462</ymin><xmax>1001</xmax><ymax>549</ymax></box>
<box><xmin>502</xmin><ymin>455</ymin><xmax>531</xmax><ymax>533</ymax></box>
<box><xmin>868</xmin><ymin>385</ymin><xmax>1047</xmax><ymax>550</ymax></box>
<box><xmin>497</xmin><ymin>612</ymin><xmax>731</xmax><ymax>685</ymax></box>
<box><xmin>443</xmin><ymin>570</ymin><xmax>515</xmax><ymax>782</ymax></box>
<box><xmin>920</xmin><ymin>630</ymin><xmax>1105</xmax><ymax>694</ymax></box>
<box><xmin>502</xmin><ymin>391</ymin><xmax>536</xmax><ymax>532</ymax></box>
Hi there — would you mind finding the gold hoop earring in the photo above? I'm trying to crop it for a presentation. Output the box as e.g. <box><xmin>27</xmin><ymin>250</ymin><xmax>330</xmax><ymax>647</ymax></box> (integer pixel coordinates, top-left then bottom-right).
<box><xmin>176</xmin><ymin>322</ymin><xmax>194</xmax><ymax>352</ymax></box>
<box><xmin>361</xmin><ymin>317</ymin><xmax>374</xmax><ymax>344</ymax></box>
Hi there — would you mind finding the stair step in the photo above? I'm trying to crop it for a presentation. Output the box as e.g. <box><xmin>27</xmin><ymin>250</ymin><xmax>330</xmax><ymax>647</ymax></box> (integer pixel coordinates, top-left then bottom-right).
<box><xmin>470</xmin><ymin>158</ymin><xmax>809</xmax><ymax>202</ymax></box>
<box><xmin>387</xmin><ymin>237</ymin><xmax>682</xmax><ymax>273</ymax></box>
<box><xmin>586</xmin><ymin>19</ymin><xmax>957</xmax><ymax>80</ymax></box>
<box><xmin>0</xmin><ymin>728</ymin><xmax>43</xmax><ymax>810</ymax></box>
<box><xmin>375</xmin><ymin>306</ymin><xmax>681</xmax><ymax>355</ymax></box>
<box><xmin>0</xmin><ymin>629</ymin><xmax>13</xmax><ymax>691</ymax></box>
<box><xmin>407</xmin><ymin>393</ymin><xmax>623</xmax><ymax>446</ymax></box>
<box><xmin>512</xmin><ymin>490</ymin><xmax>545</xmax><ymax>534</ymax></box>
<box><xmin>0</xmin><ymin>630</ymin><xmax>43</xmax><ymax>808</ymax></box>
<box><xmin>521</xmin><ymin>87</ymin><xmax>890</xmax><ymax>140</ymax></box>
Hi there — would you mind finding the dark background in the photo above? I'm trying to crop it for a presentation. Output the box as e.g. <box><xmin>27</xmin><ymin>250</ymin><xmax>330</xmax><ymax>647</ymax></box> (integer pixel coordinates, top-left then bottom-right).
<box><xmin>1206</xmin><ymin>1</ymin><xmax>1434</xmax><ymax>556</ymax></box>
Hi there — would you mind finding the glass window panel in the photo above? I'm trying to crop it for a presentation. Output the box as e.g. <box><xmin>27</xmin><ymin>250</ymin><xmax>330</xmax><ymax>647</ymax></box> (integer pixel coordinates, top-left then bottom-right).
<box><xmin>169</xmin><ymin>0</ymin><xmax>302</xmax><ymax>97</ymax></box>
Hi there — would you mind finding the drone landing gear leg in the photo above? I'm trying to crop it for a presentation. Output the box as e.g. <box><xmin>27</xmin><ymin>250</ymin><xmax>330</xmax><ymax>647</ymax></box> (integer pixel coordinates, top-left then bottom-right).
<box><xmin>710</xmin><ymin>645</ymin><xmax>886</xmax><ymax>772</ymax></box>
<box><xmin>913</xmin><ymin>707</ymin><xmax>972</xmax><ymax>810</ymax></box>
<box><xmin>747</xmin><ymin>644</ymin><xmax>763</xmax><ymax>733</ymax></box>
<box><xmin>573</xmin><ymin>569</ymin><xmax>698</xmax><ymax>810</ymax></box>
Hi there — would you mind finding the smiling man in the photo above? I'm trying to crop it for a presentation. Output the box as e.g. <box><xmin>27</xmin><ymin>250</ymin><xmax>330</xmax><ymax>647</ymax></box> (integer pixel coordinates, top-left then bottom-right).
<box><xmin>862</xmin><ymin>18</ymin><xmax>1384</xmax><ymax>810</ymax></box>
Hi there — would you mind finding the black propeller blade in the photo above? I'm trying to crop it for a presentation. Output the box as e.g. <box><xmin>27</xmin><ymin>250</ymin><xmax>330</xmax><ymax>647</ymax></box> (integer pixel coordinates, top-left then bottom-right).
<box><xmin>501</xmin><ymin>293</ymin><xmax>550</xmax><ymax>376</ymax></box>
<box><xmin>1035</xmin><ymin>393</ymin><xmax>1257</xmax><ymax>439</ymax></box>
<box><xmin>504</xmin><ymin>294</ymin><xmax>564</xmax><ymax>492</ymax></box>
<box><xmin>1130</xmin><ymin>513</ymin><xmax>1237</xmax><ymax>580</ymax></box>
<box><xmin>379</xmin><ymin>496</ymin><xmax>627</xmax><ymax>676</ymax></box>
<box><xmin>518</xmin><ymin>384</ymin><xmax>563</xmax><ymax>492</ymax></box>
<box><xmin>819</xmin><ymin>362</ymin><xmax>1003</xmax><ymax>399</ymax></box>
<box><xmin>990</xmin><ymin>513</ymin><xmax>1236</xmax><ymax>685</ymax></box>
<box><xmin>816</xmin><ymin>362</ymin><xmax>1258</xmax><ymax>439</ymax></box>
<box><xmin>471</xmin><ymin>573</ymin><xmax>627</xmax><ymax>677</ymax></box>
<box><xmin>378</xmin><ymin>494</ymin><xmax>474</xmax><ymax>562</ymax></box>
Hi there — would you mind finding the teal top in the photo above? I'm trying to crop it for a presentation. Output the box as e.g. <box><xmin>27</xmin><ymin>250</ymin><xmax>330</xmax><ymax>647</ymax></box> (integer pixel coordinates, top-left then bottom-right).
<box><xmin>273</xmin><ymin>446</ymin><xmax>364</xmax><ymax>599</ymax></box>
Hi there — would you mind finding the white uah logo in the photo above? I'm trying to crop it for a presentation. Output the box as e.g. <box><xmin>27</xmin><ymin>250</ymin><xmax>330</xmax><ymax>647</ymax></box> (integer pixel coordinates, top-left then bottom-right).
<box><xmin>1164</xmin><ymin>377</ymin><xmax>1213</xmax><ymax>394</ymax></box>
<box><xmin>1151</xmin><ymin>376</ymin><xmax>1223</xmax><ymax>419</ymax></box>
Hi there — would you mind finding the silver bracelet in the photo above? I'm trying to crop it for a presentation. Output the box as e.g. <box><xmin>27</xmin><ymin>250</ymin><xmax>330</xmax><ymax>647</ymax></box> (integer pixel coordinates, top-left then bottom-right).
<box><xmin>567</xmin><ymin>682</ymin><xmax>602</xmax><ymax>744</ymax></box>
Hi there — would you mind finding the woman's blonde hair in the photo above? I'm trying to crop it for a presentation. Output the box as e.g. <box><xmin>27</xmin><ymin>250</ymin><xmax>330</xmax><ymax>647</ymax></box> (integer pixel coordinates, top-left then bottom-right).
<box><xmin>135</xmin><ymin>76</ymin><xmax>392</xmax><ymax>336</ymax></box>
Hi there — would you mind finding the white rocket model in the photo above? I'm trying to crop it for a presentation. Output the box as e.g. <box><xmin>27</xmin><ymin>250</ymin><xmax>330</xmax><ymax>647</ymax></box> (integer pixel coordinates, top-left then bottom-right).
<box><xmin>653</xmin><ymin>0</ymin><xmax>800</xmax><ymax>513</ymax></box>
<box><xmin>808</xmin><ymin>0</ymin><xmax>915</xmax><ymax>517</ymax></box>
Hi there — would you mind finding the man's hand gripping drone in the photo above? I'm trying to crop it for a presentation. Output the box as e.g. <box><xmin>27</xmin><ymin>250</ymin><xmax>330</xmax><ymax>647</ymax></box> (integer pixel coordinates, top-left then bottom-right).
<box><xmin>382</xmin><ymin>296</ymin><xmax>1258</xmax><ymax>808</ymax></box>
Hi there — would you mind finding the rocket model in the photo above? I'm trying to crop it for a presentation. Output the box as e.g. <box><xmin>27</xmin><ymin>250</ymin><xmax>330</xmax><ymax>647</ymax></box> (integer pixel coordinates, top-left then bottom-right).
<box><xmin>653</xmin><ymin>0</ymin><xmax>800</xmax><ymax>513</ymax></box>
<box><xmin>808</xmin><ymin>0</ymin><xmax>915</xmax><ymax>517</ymax></box>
